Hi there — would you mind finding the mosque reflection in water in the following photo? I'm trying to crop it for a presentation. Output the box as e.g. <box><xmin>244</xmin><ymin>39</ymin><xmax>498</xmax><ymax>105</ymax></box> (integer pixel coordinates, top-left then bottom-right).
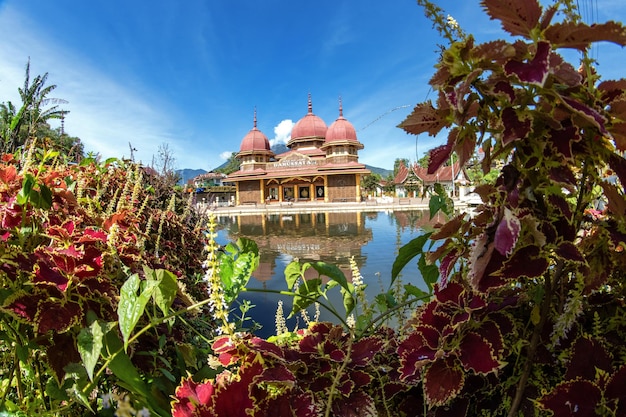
<box><xmin>216</xmin><ymin>212</ymin><xmax>374</xmax><ymax>288</ymax></box>
<box><xmin>214</xmin><ymin>210</ymin><xmax>441</xmax><ymax>335</ymax></box>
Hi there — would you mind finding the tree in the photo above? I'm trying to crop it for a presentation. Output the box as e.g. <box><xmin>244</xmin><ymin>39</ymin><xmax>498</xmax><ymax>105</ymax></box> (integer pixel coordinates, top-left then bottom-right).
<box><xmin>360</xmin><ymin>173</ymin><xmax>381</xmax><ymax>195</ymax></box>
<box><xmin>215</xmin><ymin>152</ymin><xmax>240</xmax><ymax>175</ymax></box>
<box><xmin>1</xmin><ymin>60</ymin><xmax>67</xmax><ymax>151</ymax></box>
<box><xmin>393</xmin><ymin>157</ymin><xmax>409</xmax><ymax>177</ymax></box>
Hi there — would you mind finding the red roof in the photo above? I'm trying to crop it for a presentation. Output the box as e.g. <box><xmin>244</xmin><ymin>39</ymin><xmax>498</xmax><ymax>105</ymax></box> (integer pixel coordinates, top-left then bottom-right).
<box><xmin>394</xmin><ymin>161</ymin><xmax>464</xmax><ymax>184</ymax></box>
<box><xmin>240</xmin><ymin>110</ymin><xmax>271</xmax><ymax>152</ymax></box>
<box><xmin>289</xmin><ymin>94</ymin><xmax>327</xmax><ymax>141</ymax></box>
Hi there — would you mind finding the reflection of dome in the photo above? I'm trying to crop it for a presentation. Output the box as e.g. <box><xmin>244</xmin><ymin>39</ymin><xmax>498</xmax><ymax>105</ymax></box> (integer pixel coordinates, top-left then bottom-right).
<box><xmin>240</xmin><ymin>110</ymin><xmax>271</xmax><ymax>152</ymax></box>
<box><xmin>289</xmin><ymin>94</ymin><xmax>327</xmax><ymax>142</ymax></box>
<box><xmin>326</xmin><ymin>100</ymin><xmax>357</xmax><ymax>142</ymax></box>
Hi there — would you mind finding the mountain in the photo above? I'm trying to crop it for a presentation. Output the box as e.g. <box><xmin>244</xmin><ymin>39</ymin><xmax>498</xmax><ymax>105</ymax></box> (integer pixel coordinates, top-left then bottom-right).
<box><xmin>177</xmin><ymin>168</ymin><xmax>208</xmax><ymax>185</ymax></box>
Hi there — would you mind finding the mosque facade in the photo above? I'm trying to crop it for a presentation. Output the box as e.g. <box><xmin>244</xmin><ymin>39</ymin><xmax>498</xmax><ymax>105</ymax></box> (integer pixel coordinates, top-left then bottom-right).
<box><xmin>227</xmin><ymin>95</ymin><xmax>370</xmax><ymax>205</ymax></box>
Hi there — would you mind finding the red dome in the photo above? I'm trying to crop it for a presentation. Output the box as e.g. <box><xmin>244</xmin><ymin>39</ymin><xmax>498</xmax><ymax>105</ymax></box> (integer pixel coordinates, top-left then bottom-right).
<box><xmin>290</xmin><ymin>95</ymin><xmax>327</xmax><ymax>140</ymax></box>
<box><xmin>326</xmin><ymin>101</ymin><xmax>357</xmax><ymax>142</ymax></box>
<box><xmin>240</xmin><ymin>111</ymin><xmax>271</xmax><ymax>152</ymax></box>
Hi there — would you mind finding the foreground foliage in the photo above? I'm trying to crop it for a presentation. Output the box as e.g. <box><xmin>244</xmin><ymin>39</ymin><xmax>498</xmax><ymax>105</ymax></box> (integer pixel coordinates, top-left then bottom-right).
<box><xmin>172</xmin><ymin>0</ymin><xmax>626</xmax><ymax>416</ymax></box>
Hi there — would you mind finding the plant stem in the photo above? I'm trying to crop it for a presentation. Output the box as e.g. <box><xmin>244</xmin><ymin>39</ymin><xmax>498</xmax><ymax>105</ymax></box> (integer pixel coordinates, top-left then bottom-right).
<box><xmin>507</xmin><ymin>260</ymin><xmax>563</xmax><ymax>417</ymax></box>
<box><xmin>324</xmin><ymin>330</ymin><xmax>354</xmax><ymax>417</ymax></box>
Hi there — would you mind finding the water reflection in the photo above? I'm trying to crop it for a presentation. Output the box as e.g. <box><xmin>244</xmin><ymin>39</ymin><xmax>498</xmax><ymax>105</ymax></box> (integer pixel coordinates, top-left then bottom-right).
<box><xmin>215</xmin><ymin>210</ymin><xmax>443</xmax><ymax>336</ymax></box>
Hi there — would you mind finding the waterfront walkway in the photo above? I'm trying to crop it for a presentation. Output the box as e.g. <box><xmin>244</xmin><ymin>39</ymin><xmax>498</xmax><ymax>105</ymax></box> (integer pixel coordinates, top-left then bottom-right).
<box><xmin>198</xmin><ymin>197</ymin><xmax>472</xmax><ymax>217</ymax></box>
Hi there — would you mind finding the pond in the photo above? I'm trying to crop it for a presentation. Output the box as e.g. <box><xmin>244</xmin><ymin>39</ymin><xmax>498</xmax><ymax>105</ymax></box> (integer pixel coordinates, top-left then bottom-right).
<box><xmin>215</xmin><ymin>210</ymin><xmax>441</xmax><ymax>337</ymax></box>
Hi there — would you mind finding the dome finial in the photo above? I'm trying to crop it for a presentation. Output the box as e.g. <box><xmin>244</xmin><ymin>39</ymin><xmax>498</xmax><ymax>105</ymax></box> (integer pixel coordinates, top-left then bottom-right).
<box><xmin>307</xmin><ymin>93</ymin><xmax>313</xmax><ymax>114</ymax></box>
<box><xmin>339</xmin><ymin>96</ymin><xmax>343</xmax><ymax>118</ymax></box>
<box><xmin>253</xmin><ymin>106</ymin><xmax>258</xmax><ymax>129</ymax></box>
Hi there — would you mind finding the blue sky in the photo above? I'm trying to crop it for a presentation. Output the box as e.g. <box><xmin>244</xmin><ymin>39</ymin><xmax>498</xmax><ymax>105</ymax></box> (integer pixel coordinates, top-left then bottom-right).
<box><xmin>1</xmin><ymin>1</ymin><xmax>625</xmax><ymax>171</ymax></box>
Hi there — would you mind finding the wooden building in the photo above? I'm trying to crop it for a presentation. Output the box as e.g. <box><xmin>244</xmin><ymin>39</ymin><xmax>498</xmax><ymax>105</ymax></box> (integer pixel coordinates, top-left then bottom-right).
<box><xmin>227</xmin><ymin>96</ymin><xmax>370</xmax><ymax>205</ymax></box>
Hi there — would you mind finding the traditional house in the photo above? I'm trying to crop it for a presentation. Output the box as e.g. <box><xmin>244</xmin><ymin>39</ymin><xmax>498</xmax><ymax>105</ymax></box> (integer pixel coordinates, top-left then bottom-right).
<box><xmin>227</xmin><ymin>95</ymin><xmax>370</xmax><ymax>205</ymax></box>
<box><xmin>393</xmin><ymin>161</ymin><xmax>470</xmax><ymax>198</ymax></box>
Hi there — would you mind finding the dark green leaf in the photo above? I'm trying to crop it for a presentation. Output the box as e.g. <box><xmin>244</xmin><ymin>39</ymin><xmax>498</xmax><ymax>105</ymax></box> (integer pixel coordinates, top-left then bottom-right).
<box><xmin>77</xmin><ymin>320</ymin><xmax>105</xmax><ymax>381</ymax></box>
<box><xmin>418</xmin><ymin>255</ymin><xmax>440</xmax><ymax>292</ymax></box>
<box><xmin>311</xmin><ymin>261</ymin><xmax>349</xmax><ymax>291</ymax></box>
<box><xmin>290</xmin><ymin>278</ymin><xmax>322</xmax><ymax>317</ymax></box>
<box><xmin>391</xmin><ymin>233</ymin><xmax>432</xmax><ymax>284</ymax></box>
<box><xmin>404</xmin><ymin>283</ymin><xmax>430</xmax><ymax>299</ymax></box>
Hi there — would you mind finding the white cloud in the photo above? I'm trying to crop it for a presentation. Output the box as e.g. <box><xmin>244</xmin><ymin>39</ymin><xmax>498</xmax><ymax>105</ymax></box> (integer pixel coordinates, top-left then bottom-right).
<box><xmin>270</xmin><ymin>119</ymin><xmax>294</xmax><ymax>147</ymax></box>
<box><xmin>219</xmin><ymin>151</ymin><xmax>233</xmax><ymax>160</ymax></box>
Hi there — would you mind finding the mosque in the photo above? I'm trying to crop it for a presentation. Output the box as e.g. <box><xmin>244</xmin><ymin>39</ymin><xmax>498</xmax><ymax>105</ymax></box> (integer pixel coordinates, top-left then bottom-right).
<box><xmin>227</xmin><ymin>95</ymin><xmax>370</xmax><ymax>205</ymax></box>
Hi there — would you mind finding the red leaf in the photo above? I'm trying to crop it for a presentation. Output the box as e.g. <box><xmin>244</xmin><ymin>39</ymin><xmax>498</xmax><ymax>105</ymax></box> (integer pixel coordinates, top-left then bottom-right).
<box><xmin>480</xmin><ymin>0</ymin><xmax>542</xmax><ymax>37</ymax></box>
<box><xmin>606</xmin><ymin>365</ymin><xmax>626</xmax><ymax>403</ymax></box>
<box><xmin>428</xmin><ymin>141</ymin><xmax>454</xmax><ymax>175</ymax></box>
<box><xmin>0</xmin><ymin>164</ymin><xmax>18</xmax><ymax>185</ymax></box>
<box><xmin>423</xmin><ymin>356</ymin><xmax>464</xmax><ymax>407</ymax></box>
<box><xmin>504</xmin><ymin>41</ymin><xmax>551</xmax><ymax>86</ymax></box>
<box><xmin>555</xmin><ymin>241</ymin><xmax>585</xmax><ymax>263</ymax></box>
<box><xmin>34</xmin><ymin>262</ymin><xmax>69</xmax><ymax>292</ymax></box>
<box><xmin>213</xmin><ymin>361</ymin><xmax>263</xmax><ymax>416</ymax></box>
<box><xmin>565</xmin><ymin>337</ymin><xmax>611</xmax><ymax>381</ymax></box>
<box><xmin>3</xmin><ymin>291</ymin><xmax>46</xmax><ymax>322</ymax></box>
<box><xmin>538</xmin><ymin>379</ymin><xmax>601</xmax><ymax>415</ymax></box>
<box><xmin>172</xmin><ymin>377</ymin><xmax>214</xmax><ymax>417</ymax></box>
<box><xmin>458</xmin><ymin>332</ymin><xmax>500</xmax><ymax>374</ymax></box>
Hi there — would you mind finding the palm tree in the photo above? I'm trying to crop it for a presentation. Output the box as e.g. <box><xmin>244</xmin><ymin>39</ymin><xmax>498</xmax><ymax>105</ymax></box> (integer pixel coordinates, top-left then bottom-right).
<box><xmin>1</xmin><ymin>59</ymin><xmax>68</xmax><ymax>152</ymax></box>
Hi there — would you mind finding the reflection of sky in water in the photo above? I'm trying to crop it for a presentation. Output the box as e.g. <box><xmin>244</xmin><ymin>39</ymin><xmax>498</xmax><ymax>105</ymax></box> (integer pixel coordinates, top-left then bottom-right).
<box><xmin>215</xmin><ymin>210</ymin><xmax>435</xmax><ymax>338</ymax></box>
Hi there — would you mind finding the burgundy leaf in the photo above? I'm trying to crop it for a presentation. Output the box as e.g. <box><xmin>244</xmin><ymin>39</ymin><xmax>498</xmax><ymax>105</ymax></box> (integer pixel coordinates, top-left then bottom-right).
<box><xmin>501</xmin><ymin>107</ymin><xmax>531</xmax><ymax>145</ymax></box>
<box><xmin>608</xmin><ymin>153</ymin><xmax>626</xmax><ymax>189</ymax></box>
<box><xmin>499</xmin><ymin>244</ymin><xmax>549</xmax><ymax>280</ymax></box>
<box><xmin>3</xmin><ymin>291</ymin><xmax>46</xmax><ymax>322</ymax></box>
<box><xmin>548</xmin><ymin>125</ymin><xmax>579</xmax><ymax>159</ymax></box>
<box><xmin>428</xmin><ymin>141</ymin><xmax>454</xmax><ymax>175</ymax></box>
<box><xmin>504</xmin><ymin>41</ymin><xmax>551</xmax><ymax>86</ymax></box>
<box><xmin>561</xmin><ymin>96</ymin><xmax>608</xmax><ymax>135</ymax></box>
<box><xmin>494</xmin><ymin>208</ymin><xmax>520</xmax><ymax>256</ymax></box>
<box><xmin>439</xmin><ymin>247</ymin><xmax>461</xmax><ymax>284</ymax></box>
<box><xmin>259</xmin><ymin>364</ymin><xmax>295</xmax><ymax>385</ymax></box>
<box><xmin>213</xmin><ymin>361</ymin><xmax>263</xmax><ymax>416</ymax></box>
<box><xmin>538</xmin><ymin>379</ymin><xmax>601</xmax><ymax>415</ymax></box>
<box><xmin>351</xmin><ymin>336</ymin><xmax>384</xmax><ymax>367</ymax></box>
<box><xmin>555</xmin><ymin>241</ymin><xmax>585</xmax><ymax>263</ymax></box>
<box><xmin>37</xmin><ymin>299</ymin><xmax>83</xmax><ymax>334</ymax></box>
<box><xmin>565</xmin><ymin>337</ymin><xmax>612</xmax><ymax>381</ymax></box>
<box><xmin>250</xmin><ymin>337</ymin><xmax>284</xmax><ymax>359</ymax></box>
<box><xmin>34</xmin><ymin>262</ymin><xmax>69</xmax><ymax>292</ymax></box>
<box><xmin>605</xmin><ymin>364</ymin><xmax>626</xmax><ymax>403</ymax></box>
<box><xmin>332</xmin><ymin>391</ymin><xmax>377</xmax><ymax>417</ymax></box>
<box><xmin>458</xmin><ymin>332</ymin><xmax>500</xmax><ymax>374</ymax></box>
<box><xmin>423</xmin><ymin>356</ymin><xmax>464</xmax><ymax>407</ymax></box>
<box><xmin>45</xmin><ymin>332</ymin><xmax>81</xmax><ymax>384</ymax></box>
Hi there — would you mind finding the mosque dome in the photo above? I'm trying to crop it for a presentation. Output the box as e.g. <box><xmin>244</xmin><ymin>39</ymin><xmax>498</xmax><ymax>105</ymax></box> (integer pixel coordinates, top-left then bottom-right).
<box><xmin>290</xmin><ymin>94</ymin><xmax>327</xmax><ymax>141</ymax></box>
<box><xmin>326</xmin><ymin>100</ymin><xmax>357</xmax><ymax>142</ymax></box>
<box><xmin>239</xmin><ymin>110</ymin><xmax>271</xmax><ymax>152</ymax></box>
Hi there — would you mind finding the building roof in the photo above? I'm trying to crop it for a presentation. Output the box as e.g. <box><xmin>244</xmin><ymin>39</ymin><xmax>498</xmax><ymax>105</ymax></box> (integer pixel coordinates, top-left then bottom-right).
<box><xmin>240</xmin><ymin>109</ymin><xmax>271</xmax><ymax>152</ymax></box>
<box><xmin>394</xmin><ymin>161</ymin><xmax>465</xmax><ymax>184</ymax></box>
<box><xmin>289</xmin><ymin>94</ymin><xmax>327</xmax><ymax>143</ymax></box>
<box><xmin>325</xmin><ymin>99</ymin><xmax>358</xmax><ymax>143</ymax></box>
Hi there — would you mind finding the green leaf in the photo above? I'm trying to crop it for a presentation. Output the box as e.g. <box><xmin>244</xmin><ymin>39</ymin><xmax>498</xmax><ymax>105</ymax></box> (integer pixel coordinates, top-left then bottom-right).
<box><xmin>311</xmin><ymin>261</ymin><xmax>349</xmax><ymax>291</ymax></box>
<box><xmin>391</xmin><ymin>233</ymin><xmax>432</xmax><ymax>284</ymax></box>
<box><xmin>118</xmin><ymin>273</ymin><xmax>155</xmax><ymax>349</ymax></box>
<box><xmin>145</xmin><ymin>268</ymin><xmax>178</xmax><ymax>315</ymax></box>
<box><xmin>404</xmin><ymin>283</ymin><xmax>429</xmax><ymax>299</ymax></box>
<box><xmin>77</xmin><ymin>320</ymin><xmax>105</xmax><ymax>381</ymax></box>
<box><xmin>285</xmin><ymin>260</ymin><xmax>303</xmax><ymax>290</ymax></box>
<box><xmin>16</xmin><ymin>174</ymin><xmax>35</xmax><ymax>205</ymax></box>
<box><xmin>290</xmin><ymin>278</ymin><xmax>322</xmax><ymax>317</ymax></box>
<box><xmin>418</xmin><ymin>255</ymin><xmax>439</xmax><ymax>292</ymax></box>
<box><xmin>38</xmin><ymin>183</ymin><xmax>53</xmax><ymax>209</ymax></box>
<box><xmin>341</xmin><ymin>285</ymin><xmax>356</xmax><ymax>316</ymax></box>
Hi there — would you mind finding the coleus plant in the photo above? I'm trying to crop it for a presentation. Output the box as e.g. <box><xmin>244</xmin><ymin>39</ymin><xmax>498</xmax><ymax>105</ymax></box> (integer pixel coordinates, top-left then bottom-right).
<box><xmin>171</xmin><ymin>0</ymin><xmax>626</xmax><ymax>416</ymax></box>
<box><xmin>396</xmin><ymin>0</ymin><xmax>626</xmax><ymax>415</ymax></box>
<box><xmin>0</xmin><ymin>147</ymin><xmax>214</xmax><ymax>415</ymax></box>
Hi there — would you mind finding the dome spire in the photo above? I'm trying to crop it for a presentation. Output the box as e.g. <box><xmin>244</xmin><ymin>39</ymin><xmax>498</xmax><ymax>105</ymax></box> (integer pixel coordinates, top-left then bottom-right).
<box><xmin>307</xmin><ymin>93</ymin><xmax>313</xmax><ymax>114</ymax></box>
<box><xmin>253</xmin><ymin>106</ymin><xmax>258</xmax><ymax>129</ymax></box>
<box><xmin>339</xmin><ymin>96</ymin><xmax>344</xmax><ymax>118</ymax></box>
